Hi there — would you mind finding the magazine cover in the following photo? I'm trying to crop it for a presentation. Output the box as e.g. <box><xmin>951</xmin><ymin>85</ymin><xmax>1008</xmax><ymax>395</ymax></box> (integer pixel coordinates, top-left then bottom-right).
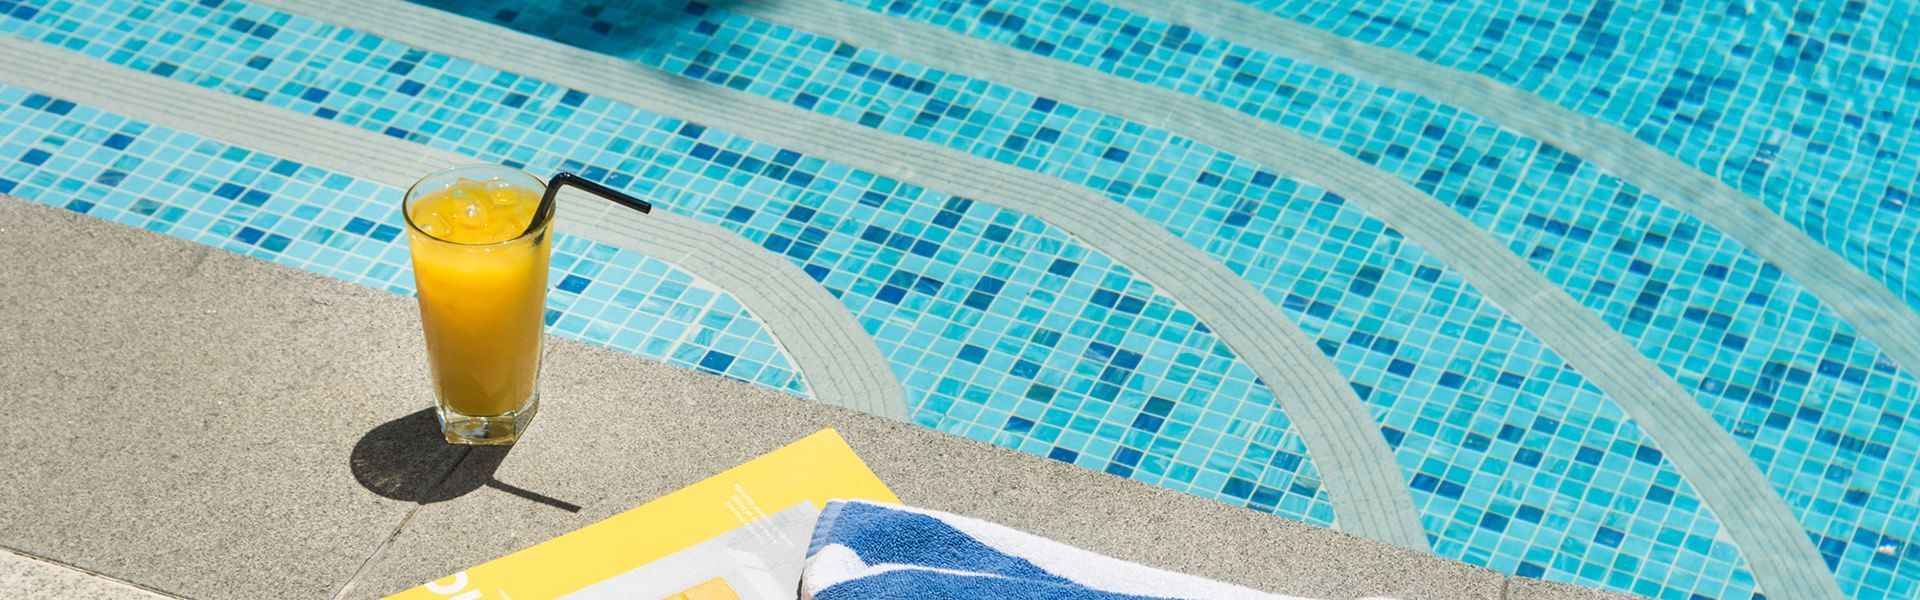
<box><xmin>388</xmin><ymin>428</ymin><xmax>898</xmax><ymax>600</ymax></box>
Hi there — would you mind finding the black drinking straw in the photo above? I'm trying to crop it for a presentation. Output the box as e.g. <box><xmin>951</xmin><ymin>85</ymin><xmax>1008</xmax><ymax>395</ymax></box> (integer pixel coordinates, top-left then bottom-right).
<box><xmin>524</xmin><ymin>172</ymin><xmax>652</xmax><ymax>236</ymax></box>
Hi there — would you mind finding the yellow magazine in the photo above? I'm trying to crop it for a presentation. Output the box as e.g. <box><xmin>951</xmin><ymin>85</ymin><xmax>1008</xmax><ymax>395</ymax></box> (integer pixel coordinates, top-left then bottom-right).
<box><xmin>389</xmin><ymin>428</ymin><xmax>898</xmax><ymax>600</ymax></box>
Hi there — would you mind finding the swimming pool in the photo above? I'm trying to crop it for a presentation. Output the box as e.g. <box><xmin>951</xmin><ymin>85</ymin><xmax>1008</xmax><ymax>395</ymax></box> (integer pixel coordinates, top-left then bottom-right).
<box><xmin>1</xmin><ymin>0</ymin><xmax>1913</xmax><ymax>597</ymax></box>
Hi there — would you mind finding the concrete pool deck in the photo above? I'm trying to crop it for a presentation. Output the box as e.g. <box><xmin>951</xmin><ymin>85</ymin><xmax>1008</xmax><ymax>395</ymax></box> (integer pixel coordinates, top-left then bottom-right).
<box><xmin>0</xmin><ymin>196</ymin><xmax>1627</xmax><ymax>598</ymax></box>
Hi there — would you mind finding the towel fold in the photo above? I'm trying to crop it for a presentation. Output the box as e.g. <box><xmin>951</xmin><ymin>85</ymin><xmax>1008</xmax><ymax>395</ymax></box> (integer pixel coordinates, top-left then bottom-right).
<box><xmin>801</xmin><ymin>500</ymin><xmax>1336</xmax><ymax>599</ymax></box>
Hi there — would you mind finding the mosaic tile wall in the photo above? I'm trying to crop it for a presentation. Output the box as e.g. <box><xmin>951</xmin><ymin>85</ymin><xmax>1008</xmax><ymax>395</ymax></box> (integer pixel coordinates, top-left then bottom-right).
<box><xmin>0</xmin><ymin>0</ymin><xmax>1342</xmax><ymax>525</ymax></box>
<box><xmin>801</xmin><ymin>0</ymin><xmax>1920</xmax><ymax>596</ymax></box>
<box><xmin>389</xmin><ymin>1</ymin><xmax>1771</xmax><ymax>596</ymax></box>
<box><xmin>1239</xmin><ymin>0</ymin><xmax>1920</xmax><ymax>313</ymax></box>
<box><xmin>0</xmin><ymin>85</ymin><xmax>809</xmax><ymax>396</ymax></box>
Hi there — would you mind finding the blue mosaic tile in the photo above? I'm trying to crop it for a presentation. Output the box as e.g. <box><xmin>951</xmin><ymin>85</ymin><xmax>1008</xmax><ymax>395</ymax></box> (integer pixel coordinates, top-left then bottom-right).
<box><xmin>369</xmin><ymin>1</ymin><xmax>1768</xmax><ymax>595</ymax></box>
<box><xmin>0</xmin><ymin>0</ymin><xmax>1339</xmax><ymax>525</ymax></box>
<box><xmin>1240</xmin><ymin>0</ymin><xmax>1920</xmax><ymax>317</ymax></box>
<box><xmin>804</xmin><ymin>2</ymin><xmax>1920</xmax><ymax>596</ymax></box>
<box><xmin>0</xmin><ymin>85</ymin><xmax>808</xmax><ymax>397</ymax></box>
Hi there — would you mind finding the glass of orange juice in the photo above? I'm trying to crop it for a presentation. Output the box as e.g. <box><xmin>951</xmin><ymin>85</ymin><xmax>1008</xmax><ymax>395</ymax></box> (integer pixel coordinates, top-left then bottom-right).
<box><xmin>403</xmin><ymin>165</ymin><xmax>552</xmax><ymax>445</ymax></box>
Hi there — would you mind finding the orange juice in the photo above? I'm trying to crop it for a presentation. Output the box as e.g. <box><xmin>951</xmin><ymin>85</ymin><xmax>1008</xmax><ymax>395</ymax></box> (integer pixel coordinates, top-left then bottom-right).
<box><xmin>405</xmin><ymin>175</ymin><xmax>550</xmax><ymax>425</ymax></box>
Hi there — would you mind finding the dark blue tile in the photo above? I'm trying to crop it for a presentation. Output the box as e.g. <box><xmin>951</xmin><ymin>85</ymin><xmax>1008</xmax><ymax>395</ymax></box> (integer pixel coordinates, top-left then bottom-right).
<box><xmin>957</xmin><ymin>344</ymin><xmax>986</xmax><ymax>363</ymax></box>
<box><xmin>1047</xmin><ymin>258</ymin><xmax>1078</xmax><ymax>277</ymax></box>
<box><xmin>1595</xmin><ymin>527</ymin><xmax>1624</xmax><ymax>548</ymax></box>
<box><xmin>1387</xmin><ymin>359</ymin><xmax>1415</xmax><ymax>376</ymax></box>
<box><xmin>1130</xmin><ymin>413</ymin><xmax>1163</xmax><ymax>433</ymax></box>
<box><xmin>1575</xmin><ymin>446</ymin><xmax>1605</xmax><ymax>466</ymax></box>
<box><xmin>1083</xmin><ymin>342</ymin><xmax>1115</xmax><ymax>362</ymax></box>
<box><xmin>1479</xmin><ymin>512</ymin><xmax>1510</xmax><ymax>532</ymax></box>
<box><xmin>1381</xmin><ymin>426</ymin><xmax>1405</xmax><ymax>446</ymax></box>
<box><xmin>762</xmin><ymin>234</ymin><xmax>791</xmax><ymax>254</ymax></box>
<box><xmin>698</xmin><ymin>351</ymin><xmax>735</xmax><ymax>372</ymax></box>
<box><xmin>1410</xmin><ymin>473</ymin><xmax>1439</xmax><ymax>492</ymax></box>
<box><xmin>1090</xmin><ymin>289</ymin><xmax>1119</xmax><ymax>308</ymax></box>
<box><xmin>1514</xmin><ymin>448</ymin><xmax>1543</xmax><ymax>467</ymax></box>
<box><xmin>1647</xmin><ymin>486</ymin><xmax>1675</xmax><ymax>504</ymax></box>
<box><xmin>802</xmin><ymin>264</ymin><xmax>830</xmax><ymax>282</ymax></box>
<box><xmin>1144</xmin><ymin>397</ymin><xmax>1173</xmax><ymax>416</ymax></box>
<box><xmin>234</xmin><ymin>226</ymin><xmax>264</xmax><ymax>245</ymax></box>
<box><xmin>1112</xmin><ymin>349</ymin><xmax>1141</xmax><ymax>369</ymax></box>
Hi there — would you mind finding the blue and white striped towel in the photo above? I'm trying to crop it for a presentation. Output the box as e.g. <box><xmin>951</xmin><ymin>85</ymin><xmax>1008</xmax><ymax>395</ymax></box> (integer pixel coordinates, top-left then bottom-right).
<box><xmin>801</xmin><ymin>500</ymin><xmax>1346</xmax><ymax>599</ymax></box>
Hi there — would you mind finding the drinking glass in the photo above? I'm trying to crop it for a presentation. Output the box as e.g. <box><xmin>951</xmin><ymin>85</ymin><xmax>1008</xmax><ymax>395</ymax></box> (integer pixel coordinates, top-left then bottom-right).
<box><xmin>403</xmin><ymin>165</ymin><xmax>552</xmax><ymax>445</ymax></box>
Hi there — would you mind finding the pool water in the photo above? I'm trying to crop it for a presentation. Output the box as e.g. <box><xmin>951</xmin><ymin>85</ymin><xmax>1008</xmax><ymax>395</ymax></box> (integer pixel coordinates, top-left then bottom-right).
<box><xmin>1</xmin><ymin>0</ymin><xmax>1915</xmax><ymax>597</ymax></box>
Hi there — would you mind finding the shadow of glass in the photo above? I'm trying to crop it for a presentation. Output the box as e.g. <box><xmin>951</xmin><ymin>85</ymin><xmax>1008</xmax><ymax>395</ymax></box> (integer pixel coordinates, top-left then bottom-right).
<box><xmin>403</xmin><ymin>0</ymin><xmax>766</xmax><ymax>59</ymax></box>
<box><xmin>350</xmin><ymin>409</ymin><xmax>580</xmax><ymax>512</ymax></box>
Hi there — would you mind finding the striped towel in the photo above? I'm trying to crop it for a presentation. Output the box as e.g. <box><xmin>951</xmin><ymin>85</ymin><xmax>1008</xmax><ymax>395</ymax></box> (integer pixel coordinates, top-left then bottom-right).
<box><xmin>801</xmin><ymin>500</ymin><xmax>1339</xmax><ymax>599</ymax></box>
